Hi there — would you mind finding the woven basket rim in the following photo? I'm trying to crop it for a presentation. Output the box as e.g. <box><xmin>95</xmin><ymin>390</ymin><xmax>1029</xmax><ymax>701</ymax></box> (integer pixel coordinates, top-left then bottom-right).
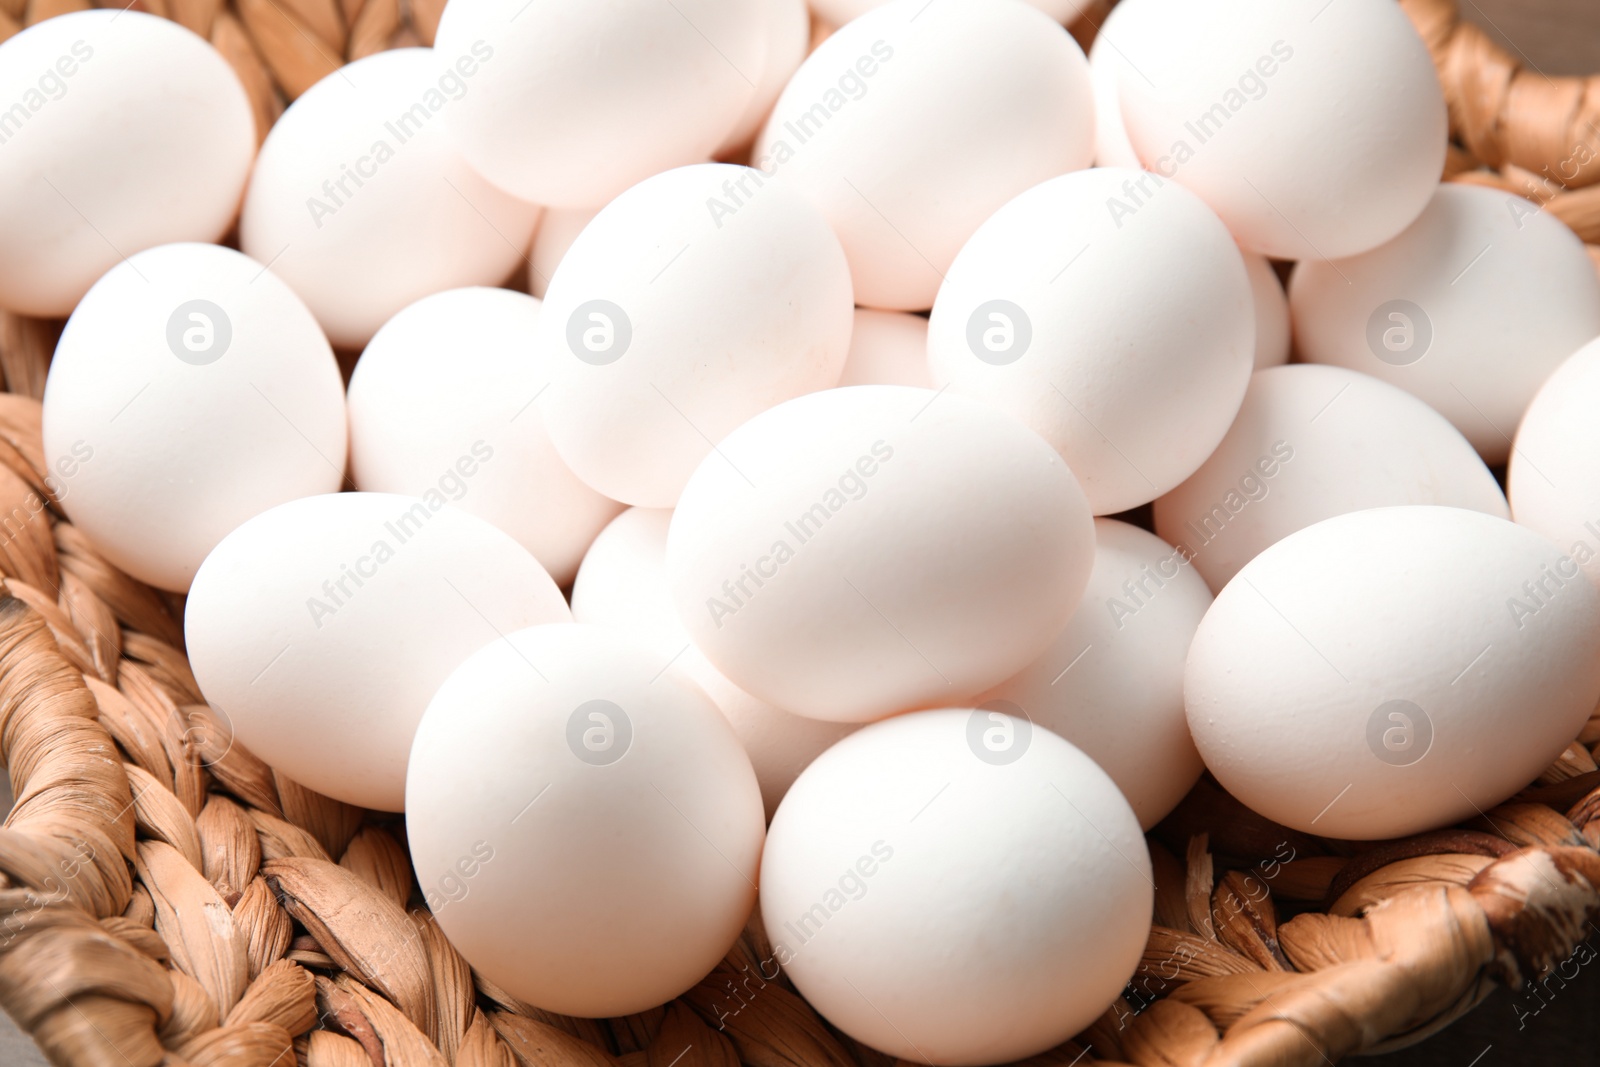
<box><xmin>2</xmin><ymin>1</ymin><xmax>1600</xmax><ymax>1066</ymax></box>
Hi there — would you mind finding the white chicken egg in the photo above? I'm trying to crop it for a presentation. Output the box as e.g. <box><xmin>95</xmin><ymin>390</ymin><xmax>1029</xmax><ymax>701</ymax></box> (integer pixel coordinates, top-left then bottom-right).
<box><xmin>1510</xmin><ymin>337</ymin><xmax>1600</xmax><ymax>589</ymax></box>
<box><xmin>1154</xmin><ymin>364</ymin><xmax>1509</xmax><ymax>592</ymax></box>
<box><xmin>1291</xmin><ymin>183</ymin><xmax>1600</xmax><ymax>464</ymax></box>
<box><xmin>240</xmin><ymin>48</ymin><xmax>541</xmax><ymax>350</ymax></box>
<box><xmin>808</xmin><ymin>0</ymin><xmax>1098</xmax><ymax>25</ymax></box>
<box><xmin>0</xmin><ymin>11</ymin><xmax>254</xmax><ymax>317</ymax></box>
<box><xmin>529</xmin><ymin>207</ymin><xmax>600</xmax><ymax>300</ymax></box>
<box><xmin>407</xmin><ymin>623</ymin><xmax>764</xmax><ymax>1017</ymax></box>
<box><xmin>927</xmin><ymin>167</ymin><xmax>1254</xmax><ymax>514</ymax></box>
<box><xmin>755</xmin><ymin>0</ymin><xmax>1095</xmax><ymax>310</ymax></box>
<box><xmin>837</xmin><ymin>308</ymin><xmax>932</xmax><ymax>388</ymax></box>
<box><xmin>433</xmin><ymin>0</ymin><xmax>767</xmax><ymax>207</ymax></box>
<box><xmin>1186</xmin><ymin>506</ymin><xmax>1600</xmax><ymax>839</ymax></box>
<box><xmin>348</xmin><ymin>287</ymin><xmax>623</xmax><ymax>587</ymax></box>
<box><xmin>186</xmin><ymin>492</ymin><xmax>571</xmax><ymax>811</ymax></box>
<box><xmin>978</xmin><ymin>519</ymin><xmax>1210</xmax><ymax>829</ymax></box>
<box><xmin>1243</xmin><ymin>249</ymin><xmax>1290</xmax><ymax>370</ymax></box>
<box><xmin>572</xmin><ymin>507</ymin><xmax>856</xmax><ymax>819</ymax></box>
<box><xmin>1087</xmin><ymin>0</ymin><xmax>1144</xmax><ymax>169</ymax></box>
<box><xmin>666</xmin><ymin>385</ymin><xmax>1095</xmax><ymax>723</ymax></box>
<box><xmin>718</xmin><ymin>0</ymin><xmax>812</xmax><ymax>155</ymax></box>
<box><xmin>535</xmin><ymin>163</ymin><xmax>853</xmax><ymax>508</ymax></box>
<box><xmin>1111</xmin><ymin>0</ymin><xmax>1447</xmax><ymax>259</ymax></box>
<box><xmin>41</xmin><ymin>243</ymin><xmax>345</xmax><ymax>593</ymax></box>
<box><xmin>761</xmin><ymin>707</ymin><xmax>1151</xmax><ymax>1064</ymax></box>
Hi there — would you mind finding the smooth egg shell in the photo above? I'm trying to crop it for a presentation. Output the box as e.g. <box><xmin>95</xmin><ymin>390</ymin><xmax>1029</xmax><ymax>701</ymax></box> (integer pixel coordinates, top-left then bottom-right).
<box><xmin>186</xmin><ymin>492</ymin><xmax>570</xmax><ymax>811</ymax></box>
<box><xmin>755</xmin><ymin>0</ymin><xmax>1095</xmax><ymax>310</ymax></box>
<box><xmin>928</xmin><ymin>167</ymin><xmax>1254</xmax><ymax>514</ymax></box>
<box><xmin>666</xmin><ymin>385</ymin><xmax>1095</xmax><ymax>722</ymax></box>
<box><xmin>809</xmin><ymin>0</ymin><xmax>1099</xmax><ymax>24</ymax></box>
<box><xmin>979</xmin><ymin>519</ymin><xmax>1209</xmax><ymax>829</ymax></box>
<box><xmin>1291</xmin><ymin>183</ymin><xmax>1600</xmax><ymax>464</ymax></box>
<box><xmin>529</xmin><ymin>207</ymin><xmax>599</xmax><ymax>300</ymax></box>
<box><xmin>434</xmin><ymin>0</ymin><xmax>765</xmax><ymax>207</ymax></box>
<box><xmin>42</xmin><ymin>243</ymin><xmax>345</xmax><ymax>592</ymax></box>
<box><xmin>718</xmin><ymin>0</ymin><xmax>812</xmax><ymax>154</ymax></box>
<box><xmin>1086</xmin><ymin>0</ymin><xmax>1142</xmax><ymax>169</ymax></box>
<box><xmin>762</xmin><ymin>707</ymin><xmax>1151</xmax><ymax>1065</ymax></box>
<box><xmin>241</xmin><ymin>48</ymin><xmax>541</xmax><ymax>349</ymax></box>
<box><xmin>0</xmin><ymin>11</ymin><xmax>254</xmax><ymax>317</ymax></box>
<box><xmin>1510</xmin><ymin>337</ymin><xmax>1600</xmax><ymax>588</ymax></box>
<box><xmin>1243</xmin><ymin>249</ymin><xmax>1290</xmax><ymax>370</ymax></box>
<box><xmin>536</xmin><ymin>163</ymin><xmax>853</xmax><ymax>508</ymax></box>
<box><xmin>348</xmin><ymin>287</ymin><xmax>622</xmax><ymax>586</ymax></box>
<box><xmin>1185</xmin><ymin>506</ymin><xmax>1600</xmax><ymax>839</ymax></box>
<box><xmin>1113</xmin><ymin>0</ymin><xmax>1446</xmax><ymax>259</ymax></box>
<box><xmin>572</xmin><ymin>507</ymin><xmax>856</xmax><ymax>818</ymax></box>
<box><xmin>837</xmin><ymin>308</ymin><xmax>933</xmax><ymax>388</ymax></box>
<box><xmin>1154</xmin><ymin>364</ymin><xmax>1508</xmax><ymax>592</ymax></box>
<box><xmin>407</xmin><ymin>623</ymin><xmax>764</xmax><ymax>1017</ymax></box>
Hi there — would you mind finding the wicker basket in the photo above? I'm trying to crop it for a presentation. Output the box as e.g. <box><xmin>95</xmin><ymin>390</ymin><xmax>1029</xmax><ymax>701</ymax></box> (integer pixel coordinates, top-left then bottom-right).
<box><xmin>3</xmin><ymin>0</ymin><xmax>1600</xmax><ymax>1065</ymax></box>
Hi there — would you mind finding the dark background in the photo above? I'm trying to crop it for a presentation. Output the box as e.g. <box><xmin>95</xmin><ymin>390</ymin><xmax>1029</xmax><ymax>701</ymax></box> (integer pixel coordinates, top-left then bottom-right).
<box><xmin>3</xmin><ymin>1</ymin><xmax>1600</xmax><ymax>1064</ymax></box>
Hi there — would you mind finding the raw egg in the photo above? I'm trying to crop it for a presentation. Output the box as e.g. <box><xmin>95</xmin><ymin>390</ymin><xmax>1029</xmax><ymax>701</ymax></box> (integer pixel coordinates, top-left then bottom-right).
<box><xmin>186</xmin><ymin>492</ymin><xmax>570</xmax><ymax>811</ymax></box>
<box><xmin>572</xmin><ymin>507</ymin><xmax>856</xmax><ymax>818</ymax></box>
<box><xmin>762</xmin><ymin>707</ymin><xmax>1151</xmax><ymax>1064</ymax></box>
<box><xmin>755</xmin><ymin>0</ymin><xmax>1095</xmax><ymax>310</ymax></box>
<box><xmin>666</xmin><ymin>385</ymin><xmax>1095</xmax><ymax>722</ymax></box>
<box><xmin>1291</xmin><ymin>184</ymin><xmax>1600</xmax><ymax>463</ymax></box>
<box><xmin>536</xmin><ymin>163</ymin><xmax>853</xmax><ymax>507</ymax></box>
<box><xmin>42</xmin><ymin>243</ymin><xmax>345</xmax><ymax>592</ymax></box>
<box><xmin>928</xmin><ymin>167</ymin><xmax>1254</xmax><ymax>514</ymax></box>
<box><xmin>241</xmin><ymin>48</ymin><xmax>540</xmax><ymax>349</ymax></box>
<box><xmin>0</xmin><ymin>11</ymin><xmax>253</xmax><ymax>317</ymax></box>
<box><xmin>1154</xmin><ymin>364</ymin><xmax>1508</xmax><ymax>591</ymax></box>
<box><xmin>407</xmin><ymin>623</ymin><xmax>764</xmax><ymax>1017</ymax></box>
<box><xmin>348</xmin><ymin>287</ymin><xmax>622</xmax><ymax>586</ymax></box>
<box><xmin>1186</xmin><ymin>506</ymin><xmax>1600</xmax><ymax>839</ymax></box>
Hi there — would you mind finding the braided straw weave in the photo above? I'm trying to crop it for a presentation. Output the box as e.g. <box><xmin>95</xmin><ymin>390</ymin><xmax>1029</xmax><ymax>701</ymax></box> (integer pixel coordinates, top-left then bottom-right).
<box><xmin>1</xmin><ymin>0</ymin><xmax>1600</xmax><ymax>1065</ymax></box>
<box><xmin>1406</xmin><ymin>0</ymin><xmax>1600</xmax><ymax>249</ymax></box>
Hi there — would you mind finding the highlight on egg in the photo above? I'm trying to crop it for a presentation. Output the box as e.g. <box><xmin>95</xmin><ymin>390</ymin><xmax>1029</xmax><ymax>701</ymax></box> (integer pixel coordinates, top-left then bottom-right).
<box><xmin>1291</xmin><ymin>183</ymin><xmax>1600</xmax><ymax>463</ymax></box>
<box><xmin>42</xmin><ymin>242</ymin><xmax>347</xmax><ymax>592</ymax></box>
<box><xmin>573</xmin><ymin>506</ymin><xmax>858</xmax><ymax>820</ymax></box>
<box><xmin>185</xmin><ymin>492</ymin><xmax>570</xmax><ymax>811</ymax></box>
<box><xmin>0</xmin><ymin>10</ymin><xmax>255</xmax><ymax>317</ymax></box>
<box><xmin>1185</xmin><ymin>506</ymin><xmax>1600</xmax><ymax>840</ymax></box>
<box><xmin>19</xmin><ymin>0</ymin><xmax>1600</xmax><ymax>1063</ymax></box>
<box><xmin>928</xmin><ymin>166</ymin><xmax>1255</xmax><ymax>514</ymax></box>
<box><xmin>407</xmin><ymin>623</ymin><xmax>765</xmax><ymax>1018</ymax></box>
<box><xmin>666</xmin><ymin>385</ymin><xmax>1096</xmax><ymax>723</ymax></box>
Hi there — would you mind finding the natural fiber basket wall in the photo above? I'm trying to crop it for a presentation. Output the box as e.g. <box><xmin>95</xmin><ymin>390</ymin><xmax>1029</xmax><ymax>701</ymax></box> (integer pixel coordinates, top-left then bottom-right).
<box><xmin>0</xmin><ymin>1</ymin><xmax>1598</xmax><ymax>1067</ymax></box>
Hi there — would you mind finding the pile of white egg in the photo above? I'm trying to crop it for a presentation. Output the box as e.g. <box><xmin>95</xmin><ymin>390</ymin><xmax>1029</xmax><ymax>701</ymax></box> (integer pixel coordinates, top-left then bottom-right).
<box><xmin>6</xmin><ymin>0</ymin><xmax>1600</xmax><ymax>1062</ymax></box>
